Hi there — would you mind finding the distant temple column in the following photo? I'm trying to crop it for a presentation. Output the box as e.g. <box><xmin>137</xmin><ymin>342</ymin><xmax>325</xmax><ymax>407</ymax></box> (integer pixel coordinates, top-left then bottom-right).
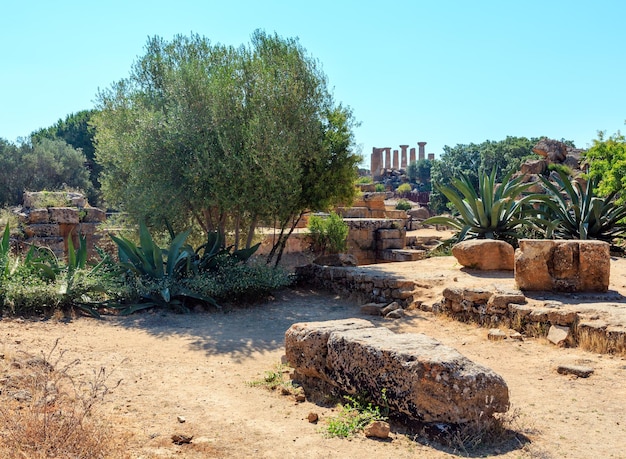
<box><xmin>384</xmin><ymin>147</ymin><xmax>391</xmax><ymax>169</ymax></box>
<box><xmin>418</xmin><ymin>141</ymin><xmax>427</xmax><ymax>161</ymax></box>
<box><xmin>370</xmin><ymin>147</ymin><xmax>383</xmax><ymax>178</ymax></box>
<box><xmin>400</xmin><ymin>145</ymin><xmax>408</xmax><ymax>168</ymax></box>
<box><xmin>392</xmin><ymin>149</ymin><xmax>399</xmax><ymax>170</ymax></box>
<box><xmin>428</xmin><ymin>153</ymin><xmax>435</xmax><ymax>161</ymax></box>
<box><xmin>409</xmin><ymin>147</ymin><xmax>416</xmax><ymax>164</ymax></box>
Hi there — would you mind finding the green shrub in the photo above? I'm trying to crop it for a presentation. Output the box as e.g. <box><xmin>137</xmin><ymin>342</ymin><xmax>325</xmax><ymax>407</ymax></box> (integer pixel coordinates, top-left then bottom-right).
<box><xmin>374</xmin><ymin>184</ymin><xmax>386</xmax><ymax>192</ymax></box>
<box><xmin>356</xmin><ymin>176</ymin><xmax>373</xmax><ymax>185</ymax></box>
<box><xmin>324</xmin><ymin>390</ymin><xmax>388</xmax><ymax>438</ymax></box>
<box><xmin>396</xmin><ymin>183</ymin><xmax>412</xmax><ymax>194</ymax></box>
<box><xmin>307</xmin><ymin>212</ymin><xmax>349</xmax><ymax>255</ymax></box>
<box><xmin>184</xmin><ymin>263</ymin><xmax>292</xmax><ymax>303</ymax></box>
<box><xmin>395</xmin><ymin>199</ymin><xmax>412</xmax><ymax>211</ymax></box>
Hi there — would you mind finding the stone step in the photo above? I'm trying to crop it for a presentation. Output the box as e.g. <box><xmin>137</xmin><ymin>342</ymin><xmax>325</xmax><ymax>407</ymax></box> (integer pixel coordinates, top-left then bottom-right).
<box><xmin>379</xmin><ymin>249</ymin><xmax>426</xmax><ymax>262</ymax></box>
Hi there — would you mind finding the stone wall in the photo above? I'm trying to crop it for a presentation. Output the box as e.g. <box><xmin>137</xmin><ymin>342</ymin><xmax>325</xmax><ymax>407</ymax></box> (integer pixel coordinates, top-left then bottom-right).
<box><xmin>295</xmin><ymin>264</ymin><xmax>419</xmax><ymax>307</ymax></box>
<box><xmin>17</xmin><ymin>191</ymin><xmax>106</xmax><ymax>258</ymax></box>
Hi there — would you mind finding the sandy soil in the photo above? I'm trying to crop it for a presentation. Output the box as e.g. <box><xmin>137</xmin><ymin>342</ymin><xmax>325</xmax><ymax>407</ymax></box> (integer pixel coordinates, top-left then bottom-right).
<box><xmin>1</xmin><ymin>255</ymin><xmax>626</xmax><ymax>458</ymax></box>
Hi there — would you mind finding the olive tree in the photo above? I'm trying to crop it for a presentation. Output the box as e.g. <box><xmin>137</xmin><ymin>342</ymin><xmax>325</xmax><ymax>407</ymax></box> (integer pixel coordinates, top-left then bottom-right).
<box><xmin>94</xmin><ymin>31</ymin><xmax>360</xmax><ymax>262</ymax></box>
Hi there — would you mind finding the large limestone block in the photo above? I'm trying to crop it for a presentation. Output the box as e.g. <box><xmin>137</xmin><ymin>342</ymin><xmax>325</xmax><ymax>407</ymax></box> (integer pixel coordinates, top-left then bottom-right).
<box><xmin>452</xmin><ymin>240</ymin><xmax>514</xmax><ymax>270</ymax></box>
<box><xmin>48</xmin><ymin>207</ymin><xmax>79</xmax><ymax>224</ymax></box>
<box><xmin>284</xmin><ymin>319</ymin><xmax>374</xmax><ymax>382</ymax></box>
<box><xmin>514</xmin><ymin>239</ymin><xmax>554</xmax><ymax>290</ymax></box>
<box><xmin>579</xmin><ymin>241</ymin><xmax>610</xmax><ymax>292</ymax></box>
<box><xmin>515</xmin><ymin>239</ymin><xmax>609</xmax><ymax>292</ymax></box>
<box><xmin>327</xmin><ymin>328</ymin><xmax>509</xmax><ymax>423</ymax></box>
<box><xmin>83</xmin><ymin>207</ymin><xmax>106</xmax><ymax>222</ymax></box>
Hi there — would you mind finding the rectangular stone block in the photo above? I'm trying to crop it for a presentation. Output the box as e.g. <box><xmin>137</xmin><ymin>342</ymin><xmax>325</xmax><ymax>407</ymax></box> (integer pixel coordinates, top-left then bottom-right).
<box><xmin>83</xmin><ymin>207</ymin><xmax>106</xmax><ymax>222</ymax></box>
<box><xmin>23</xmin><ymin>224</ymin><xmax>60</xmax><ymax>238</ymax></box>
<box><xmin>326</xmin><ymin>328</ymin><xmax>509</xmax><ymax>423</ymax></box>
<box><xmin>579</xmin><ymin>240</ymin><xmax>610</xmax><ymax>292</ymax></box>
<box><xmin>27</xmin><ymin>208</ymin><xmax>49</xmax><ymax>224</ymax></box>
<box><xmin>376</xmin><ymin>238</ymin><xmax>405</xmax><ymax>251</ymax></box>
<box><xmin>48</xmin><ymin>207</ymin><xmax>79</xmax><ymax>224</ymax></box>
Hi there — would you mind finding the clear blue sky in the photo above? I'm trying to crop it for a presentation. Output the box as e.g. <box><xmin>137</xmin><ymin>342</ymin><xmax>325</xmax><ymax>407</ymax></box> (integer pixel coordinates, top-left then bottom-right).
<box><xmin>2</xmin><ymin>0</ymin><xmax>625</xmax><ymax>166</ymax></box>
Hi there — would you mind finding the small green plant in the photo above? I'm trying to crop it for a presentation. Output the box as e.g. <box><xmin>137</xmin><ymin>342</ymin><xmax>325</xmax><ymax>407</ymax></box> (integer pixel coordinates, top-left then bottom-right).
<box><xmin>356</xmin><ymin>176</ymin><xmax>373</xmax><ymax>185</ymax></box>
<box><xmin>395</xmin><ymin>199</ymin><xmax>412</xmax><ymax>211</ymax></box>
<box><xmin>324</xmin><ymin>390</ymin><xmax>388</xmax><ymax>438</ymax></box>
<box><xmin>248</xmin><ymin>364</ymin><xmax>294</xmax><ymax>391</ymax></box>
<box><xmin>546</xmin><ymin>163</ymin><xmax>572</xmax><ymax>177</ymax></box>
<box><xmin>307</xmin><ymin>212</ymin><xmax>349</xmax><ymax>255</ymax></box>
<box><xmin>374</xmin><ymin>183</ymin><xmax>386</xmax><ymax>192</ymax></box>
<box><xmin>396</xmin><ymin>183</ymin><xmax>412</xmax><ymax>194</ymax></box>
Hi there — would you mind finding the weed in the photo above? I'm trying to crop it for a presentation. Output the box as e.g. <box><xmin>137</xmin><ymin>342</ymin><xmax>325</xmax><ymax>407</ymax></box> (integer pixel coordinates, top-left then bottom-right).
<box><xmin>324</xmin><ymin>390</ymin><xmax>388</xmax><ymax>438</ymax></box>
<box><xmin>0</xmin><ymin>339</ymin><xmax>125</xmax><ymax>458</ymax></box>
<box><xmin>249</xmin><ymin>364</ymin><xmax>295</xmax><ymax>392</ymax></box>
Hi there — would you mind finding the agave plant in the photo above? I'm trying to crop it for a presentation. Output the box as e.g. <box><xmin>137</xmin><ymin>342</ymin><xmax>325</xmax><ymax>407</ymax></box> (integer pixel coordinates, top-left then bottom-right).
<box><xmin>423</xmin><ymin>168</ymin><xmax>537</xmax><ymax>246</ymax></box>
<box><xmin>109</xmin><ymin>221</ymin><xmax>216</xmax><ymax>314</ymax></box>
<box><xmin>534</xmin><ymin>170</ymin><xmax>626</xmax><ymax>244</ymax></box>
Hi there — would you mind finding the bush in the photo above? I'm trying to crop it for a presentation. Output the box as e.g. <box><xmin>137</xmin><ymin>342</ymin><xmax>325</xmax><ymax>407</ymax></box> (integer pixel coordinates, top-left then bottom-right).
<box><xmin>395</xmin><ymin>199</ymin><xmax>412</xmax><ymax>211</ymax></box>
<box><xmin>356</xmin><ymin>176</ymin><xmax>373</xmax><ymax>185</ymax></box>
<box><xmin>185</xmin><ymin>263</ymin><xmax>292</xmax><ymax>303</ymax></box>
<box><xmin>396</xmin><ymin>183</ymin><xmax>412</xmax><ymax>194</ymax></box>
<box><xmin>374</xmin><ymin>184</ymin><xmax>386</xmax><ymax>192</ymax></box>
<box><xmin>307</xmin><ymin>212</ymin><xmax>349</xmax><ymax>255</ymax></box>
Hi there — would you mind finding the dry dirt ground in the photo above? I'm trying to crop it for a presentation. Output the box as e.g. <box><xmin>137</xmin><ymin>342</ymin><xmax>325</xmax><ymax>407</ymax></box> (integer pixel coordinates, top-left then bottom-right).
<box><xmin>1</xmin><ymin>246</ymin><xmax>626</xmax><ymax>457</ymax></box>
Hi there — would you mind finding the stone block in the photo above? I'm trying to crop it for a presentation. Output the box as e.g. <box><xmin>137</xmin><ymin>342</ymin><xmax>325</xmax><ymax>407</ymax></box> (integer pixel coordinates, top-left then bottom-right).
<box><xmin>377</xmin><ymin>228</ymin><xmax>405</xmax><ymax>240</ymax></box>
<box><xmin>83</xmin><ymin>207</ymin><xmax>106</xmax><ymax>222</ymax></box>
<box><xmin>48</xmin><ymin>207</ymin><xmax>79</xmax><ymax>224</ymax></box>
<box><xmin>547</xmin><ymin>325</ymin><xmax>570</xmax><ymax>346</ymax></box>
<box><xmin>27</xmin><ymin>208</ymin><xmax>49</xmax><ymax>224</ymax></box>
<box><xmin>376</xmin><ymin>238</ymin><xmax>405</xmax><ymax>251</ymax></box>
<box><xmin>515</xmin><ymin>239</ymin><xmax>610</xmax><ymax>292</ymax></box>
<box><xmin>326</xmin><ymin>327</ymin><xmax>509</xmax><ymax>423</ymax></box>
<box><xmin>452</xmin><ymin>240</ymin><xmax>514</xmax><ymax>270</ymax></box>
<box><xmin>23</xmin><ymin>224</ymin><xmax>60</xmax><ymax>238</ymax></box>
<box><xmin>284</xmin><ymin>319</ymin><xmax>375</xmax><ymax>382</ymax></box>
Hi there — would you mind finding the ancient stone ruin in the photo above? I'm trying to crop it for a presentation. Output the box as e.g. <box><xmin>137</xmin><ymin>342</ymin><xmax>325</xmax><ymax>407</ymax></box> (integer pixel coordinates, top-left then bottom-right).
<box><xmin>284</xmin><ymin>318</ymin><xmax>510</xmax><ymax>424</ymax></box>
<box><xmin>370</xmin><ymin>141</ymin><xmax>434</xmax><ymax>180</ymax></box>
<box><xmin>16</xmin><ymin>191</ymin><xmax>106</xmax><ymax>258</ymax></box>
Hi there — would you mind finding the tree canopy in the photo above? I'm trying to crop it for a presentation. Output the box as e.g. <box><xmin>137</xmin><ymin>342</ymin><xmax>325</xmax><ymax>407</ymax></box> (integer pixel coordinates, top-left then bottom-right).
<box><xmin>0</xmin><ymin>137</ymin><xmax>91</xmax><ymax>206</ymax></box>
<box><xmin>584</xmin><ymin>129</ymin><xmax>626</xmax><ymax>203</ymax></box>
<box><xmin>32</xmin><ymin>110</ymin><xmax>100</xmax><ymax>204</ymax></box>
<box><xmin>93</xmin><ymin>31</ymin><xmax>360</xmax><ymax>261</ymax></box>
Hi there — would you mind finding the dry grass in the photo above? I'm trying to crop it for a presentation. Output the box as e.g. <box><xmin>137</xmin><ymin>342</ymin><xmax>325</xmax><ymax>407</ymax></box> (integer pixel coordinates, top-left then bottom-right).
<box><xmin>0</xmin><ymin>339</ymin><xmax>128</xmax><ymax>458</ymax></box>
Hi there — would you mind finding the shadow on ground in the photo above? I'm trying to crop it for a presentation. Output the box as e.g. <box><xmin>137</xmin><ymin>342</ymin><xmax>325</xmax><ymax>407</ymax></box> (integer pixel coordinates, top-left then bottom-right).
<box><xmin>110</xmin><ymin>287</ymin><xmax>362</xmax><ymax>361</ymax></box>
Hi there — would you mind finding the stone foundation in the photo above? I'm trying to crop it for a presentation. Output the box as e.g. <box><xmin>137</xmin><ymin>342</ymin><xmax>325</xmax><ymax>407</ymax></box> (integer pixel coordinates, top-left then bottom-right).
<box><xmin>295</xmin><ymin>264</ymin><xmax>418</xmax><ymax>307</ymax></box>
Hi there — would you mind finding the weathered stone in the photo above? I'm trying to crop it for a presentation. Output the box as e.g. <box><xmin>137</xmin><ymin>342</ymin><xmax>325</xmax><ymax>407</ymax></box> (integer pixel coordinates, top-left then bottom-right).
<box><xmin>284</xmin><ymin>319</ymin><xmax>375</xmax><ymax>382</ymax></box>
<box><xmin>364</xmin><ymin>420</ymin><xmax>390</xmax><ymax>438</ymax></box>
<box><xmin>442</xmin><ymin>287</ymin><xmax>464</xmax><ymax>303</ymax></box>
<box><xmin>515</xmin><ymin>239</ymin><xmax>610</xmax><ymax>292</ymax></box>
<box><xmin>488</xmin><ymin>329</ymin><xmax>507</xmax><ymax>341</ymax></box>
<box><xmin>487</xmin><ymin>292</ymin><xmax>526</xmax><ymax>313</ymax></box>
<box><xmin>313</xmin><ymin>254</ymin><xmax>358</xmax><ymax>267</ymax></box>
<box><xmin>462</xmin><ymin>287</ymin><xmax>493</xmax><ymax>304</ymax></box>
<box><xmin>520</xmin><ymin>159</ymin><xmax>547</xmax><ymax>175</ymax></box>
<box><xmin>452</xmin><ymin>240</ymin><xmax>514</xmax><ymax>271</ymax></box>
<box><xmin>83</xmin><ymin>207</ymin><xmax>106</xmax><ymax>222</ymax></box>
<box><xmin>547</xmin><ymin>325</ymin><xmax>570</xmax><ymax>346</ymax></box>
<box><xmin>532</xmin><ymin>138</ymin><xmax>568</xmax><ymax>162</ymax></box>
<box><xmin>48</xmin><ymin>207</ymin><xmax>79</xmax><ymax>224</ymax></box>
<box><xmin>408</xmin><ymin>207</ymin><xmax>430</xmax><ymax>220</ymax></box>
<box><xmin>27</xmin><ymin>208</ymin><xmax>49</xmax><ymax>224</ymax></box>
<box><xmin>557</xmin><ymin>364</ymin><xmax>594</xmax><ymax>378</ymax></box>
<box><xmin>307</xmin><ymin>412</ymin><xmax>319</xmax><ymax>423</ymax></box>
<box><xmin>509</xmin><ymin>332</ymin><xmax>524</xmax><ymax>341</ymax></box>
<box><xmin>23</xmin><ymin>224</ymin><xmax>60</xmax><ymax>238</ymax></box>
<box><xmin>384</xmin><ymin>309</ymin><xmax>405</xmax><ymax>319</ymax></box>
<box><xmin>326</xmin><ymin>327</ymin><xmax>509</xmax><ymax>423</ymax></box>
<box><xmin>381</xmin><ymin>302</ymin><xmax>401</xmax><ymax>316</ymax></box>
<box><xmin>579</xmin><ymin>241</ymin><xmax>610</xmax><ymax>292</ymax></box>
